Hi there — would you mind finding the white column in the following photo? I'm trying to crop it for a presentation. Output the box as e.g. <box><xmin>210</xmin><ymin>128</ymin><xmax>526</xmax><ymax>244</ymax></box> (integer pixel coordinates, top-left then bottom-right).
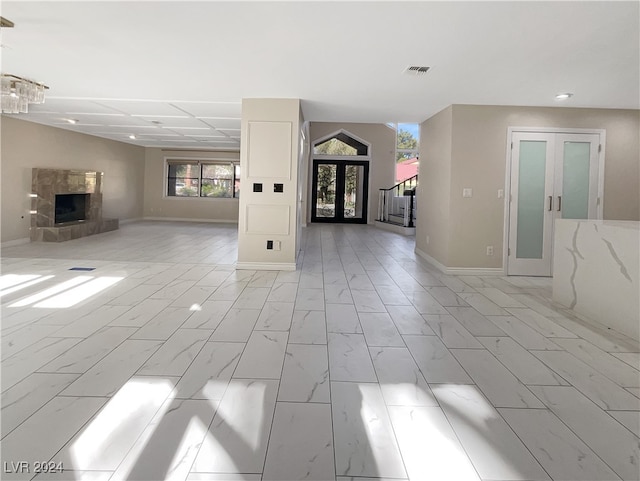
<box><xmin>237</xmin><ymin>98</ymin><xmax>302</xmax><ymax>271</ymax></box>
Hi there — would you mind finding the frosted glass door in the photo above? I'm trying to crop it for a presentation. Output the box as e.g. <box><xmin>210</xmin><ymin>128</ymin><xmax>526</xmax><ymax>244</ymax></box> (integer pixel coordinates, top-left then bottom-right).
<box><xmin>554</xmin><ymin>134</ymin><xmax>600</xmax><ymax>220</ymax></box>
<box><xmin>508</xmin><ymin>133</ymin><xmax>555</xmax><ymax>276</ymax></box>
<box><xmin>507</xmin><ymin>131</ymin><xmax>602</xmax><ymax>277</ymax></box>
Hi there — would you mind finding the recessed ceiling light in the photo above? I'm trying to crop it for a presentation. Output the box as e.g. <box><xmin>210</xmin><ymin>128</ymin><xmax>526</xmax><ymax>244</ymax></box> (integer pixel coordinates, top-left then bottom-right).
<box><xmin>128</xmin><ymin>134</ymin><xmax>136</xmax><ymax>140</ymax></box>
<box><xmin>555</xmin><ymin>93</ymin><xmax>573</xmax><ymax>100</ymax></box>
<box><xmin>66</xmin><ymin>119</ymin><xmax>79</xmax><ymax>124</ymax></box>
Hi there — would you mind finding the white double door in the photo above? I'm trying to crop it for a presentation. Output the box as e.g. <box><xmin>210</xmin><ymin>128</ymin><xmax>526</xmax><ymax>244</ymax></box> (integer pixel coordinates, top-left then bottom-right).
<box><xmin>507</xmin><ymin>131</ymin><xmax>602</xmax><ymax>276</ymax></box>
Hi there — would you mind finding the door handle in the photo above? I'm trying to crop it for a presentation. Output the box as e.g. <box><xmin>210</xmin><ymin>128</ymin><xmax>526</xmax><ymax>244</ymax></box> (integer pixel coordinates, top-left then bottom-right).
<box><xmin>557</xmin><ymin>196</ymin><xmax>562</xmax><ymax>211</ymax></box>
<box><xmin>548</xmin><ymin>196</ymin><xmax>553</xmax><ymax>211</ymax></box>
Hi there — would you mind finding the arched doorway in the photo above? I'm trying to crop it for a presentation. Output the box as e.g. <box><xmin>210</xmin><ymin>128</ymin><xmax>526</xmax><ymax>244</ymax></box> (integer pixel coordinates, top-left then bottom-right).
<box><xmin>311</xmin><ymin>130</ymin><xmax>370</xmax><ymax>224</ymax></box>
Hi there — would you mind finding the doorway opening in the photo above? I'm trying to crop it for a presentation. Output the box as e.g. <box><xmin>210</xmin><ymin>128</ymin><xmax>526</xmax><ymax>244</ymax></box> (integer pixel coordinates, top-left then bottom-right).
<box><xmin>311</xmin><ymin>160</ymin><xmax>369</xmax><ymax>223</ymax></box>
<box><xmin>311</xmin><ymin>130</ymin><xmax>371</xmax><ymax>224</ymax></box>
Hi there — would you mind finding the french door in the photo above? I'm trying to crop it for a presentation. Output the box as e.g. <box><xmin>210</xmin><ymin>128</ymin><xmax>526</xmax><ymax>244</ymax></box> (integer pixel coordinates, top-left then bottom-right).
<box><xmin>507</xmin><ymin>131</ymin><xmax>601</xmax><ymax>276</ymax></box>
<box><xmin>311</xmin><ymin>160</ymin><xmax>369</xmax><ymax>223</ymax></box>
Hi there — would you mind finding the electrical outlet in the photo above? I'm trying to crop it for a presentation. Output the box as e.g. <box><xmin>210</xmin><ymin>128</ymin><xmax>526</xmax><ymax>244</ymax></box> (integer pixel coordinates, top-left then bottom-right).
<box><xmin>486</xmin><ymin>245</ymin><xmax>494</xmax><ymax>256</ymax></box>
<box><xmin>463</xmin><ymin>188</ymin><xmax>473</xmax><ymax>198</ymax></box>
<box><xmin>267</xmin><ymin>240</ymin><xmax>273</xmax><ymax>250</ymax></box>
<box><xmin>273</xmin><ymin>240</ymin><xmax>281</xmax><ymax>251</ymax></box>
<box><xmin>498</xmin><ymin>189</ymin><xmax>504</xmax><ymax>199</ymax></box>
<box><xmin>426</xmin><ymin>235</ymin><xmax>430</xmax><ymax>244</ymax></box>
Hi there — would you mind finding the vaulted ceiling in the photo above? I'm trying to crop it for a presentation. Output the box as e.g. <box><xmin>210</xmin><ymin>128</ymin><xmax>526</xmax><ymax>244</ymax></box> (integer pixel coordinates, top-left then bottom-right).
<box><xmin>2</xmin><ymin>1</ymin><xmax>638</xmax><ymax>149</ymax></box>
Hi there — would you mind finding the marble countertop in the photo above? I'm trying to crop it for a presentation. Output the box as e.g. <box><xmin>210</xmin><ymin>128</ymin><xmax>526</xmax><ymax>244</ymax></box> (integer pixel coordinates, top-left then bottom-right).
<box><xmin>555</xmin><ymin>219</ymin><xmax>640</xmax><ymax>230</ymax></box>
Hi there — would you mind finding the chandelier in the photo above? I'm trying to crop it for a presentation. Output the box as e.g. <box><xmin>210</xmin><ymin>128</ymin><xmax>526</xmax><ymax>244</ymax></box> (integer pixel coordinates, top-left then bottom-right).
<box><xmin>1</xmin><ymin>74</ymin><xmax>49</xmax><ymax>114</ymax></box>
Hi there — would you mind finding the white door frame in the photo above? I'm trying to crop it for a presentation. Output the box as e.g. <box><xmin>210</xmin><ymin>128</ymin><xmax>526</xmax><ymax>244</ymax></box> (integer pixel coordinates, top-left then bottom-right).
<box><xmin>503</xmin><ymin>127</ymin><xmax>606</xmax><ymax>276</ymax></box>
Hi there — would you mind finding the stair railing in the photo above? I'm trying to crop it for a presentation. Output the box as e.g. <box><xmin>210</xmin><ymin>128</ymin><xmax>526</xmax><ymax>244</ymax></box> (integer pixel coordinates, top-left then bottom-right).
<box><xmin>377</xmin><ymin>174</ymin><xmax>417</xmax><ymax>227</ymax></box>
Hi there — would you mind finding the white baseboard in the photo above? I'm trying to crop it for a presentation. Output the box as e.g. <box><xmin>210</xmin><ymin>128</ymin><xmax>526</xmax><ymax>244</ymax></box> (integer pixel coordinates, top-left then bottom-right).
<box><xmin>414</xmin><ymin>247</ymin><xmax>449</xmax><ymax>273</ymax></box>
<box><xmin>119</xmin><ymin>217</ymin><xmax>143</xmax><ymax>225</ymax></box>
<box><xmin>1</xmin><ymin>237</ymin><xmax>30</xmax><ymax>248</ymax></box>
<box><xmin>236</xmin><ymin>262</ymin><xmax>296</xmax><ymax>271</ymax></box>
<box><xmin>415</xmin><ymin>247</ymin><xmax>504</xmax><ymax>276</ymax></box>
<box><xmin>143</xmin><ymin>216</ymin><xmax>238</xmax><ymax>224</ymax></box>
<box><xmin>374</xmin><ymin>220</ymin><xmax>416</xmax><ymax>236</ymax></box>
<box><xmin>445</xmin><ymin>267</ymin><xmax>505</xmax><ymax>276</ymax></box>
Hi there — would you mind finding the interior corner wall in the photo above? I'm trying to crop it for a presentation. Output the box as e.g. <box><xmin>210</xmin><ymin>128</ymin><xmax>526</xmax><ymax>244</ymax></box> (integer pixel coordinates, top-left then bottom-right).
<box><xmin>143</xmin><ymin>148</ymin><xmax>240</xmax><ymax>222</ymax></box>
<box><xmin>415</xmin><ymin>106</ymin><xmax>453</xmax><ymax>266</ymax></box>
<box><xmin>0</xmin><ymin>116</ymin><xmax>145</xmax><ymax>243</ymax></box>
<box><xmin>299</xmin><ymin>120</ymin><xmax>311</xmax><ymax>228</ymax></box>
<box><xmin>307</xmin><ymin>122</ymin><xmax>396</xmax><ymax>224</ymax></box>
<box><xmin>238</xmin><ymin>98</ymin><xmax>301</xmax><ymax>269</ymax></box>
<box><xmin>447</xmin><ymin>105</ymin><xmax>640</xmax><ymax>269</ymax></box>
<box><xmin>295</xmin><ymin>116</ymin><xmax>310</xmax><ymax>255</ymax></box>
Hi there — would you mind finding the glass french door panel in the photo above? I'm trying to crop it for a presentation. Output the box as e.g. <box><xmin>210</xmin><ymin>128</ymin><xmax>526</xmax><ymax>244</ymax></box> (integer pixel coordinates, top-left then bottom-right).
<box><xmin>561</xmin><ymin>141</ymin><xmax>591</xmax><ymax>219</ymax></box>
<box><xmin>343</xmin><ymin>164</ymin><xmax>365</xmax><ymax>219</ymax></box>
<box><xmin>516</xmin><ymin>141</ymin><xmax>547</xmax><ymax>259</ymax></box>
<box><xmin>315</xmin><ymin>164</ymin><xmax>337</xmax><ymax>218</ymax></box>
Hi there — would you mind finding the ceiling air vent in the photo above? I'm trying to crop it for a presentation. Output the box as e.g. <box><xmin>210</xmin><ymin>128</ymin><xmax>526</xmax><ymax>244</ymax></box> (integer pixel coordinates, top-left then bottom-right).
<box><xmin>404</xmin><ymin>66</ymin><xmax>430</xmax><ymax>76</ymax></box>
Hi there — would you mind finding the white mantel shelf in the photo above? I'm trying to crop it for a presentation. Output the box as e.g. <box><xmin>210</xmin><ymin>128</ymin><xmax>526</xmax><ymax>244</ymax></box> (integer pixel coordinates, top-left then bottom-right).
<box><xmin>552</xmin><ymin>219</ymin><xmax>640</xmax><ymax>342</ymax></box>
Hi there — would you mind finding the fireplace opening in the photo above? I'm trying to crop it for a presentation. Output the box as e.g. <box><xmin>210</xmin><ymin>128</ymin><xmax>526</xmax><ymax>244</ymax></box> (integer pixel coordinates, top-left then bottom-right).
<box><xmin>55</xmin><ymin>193</ymin><xmax>89</xmax><ymax>224</ymax></box>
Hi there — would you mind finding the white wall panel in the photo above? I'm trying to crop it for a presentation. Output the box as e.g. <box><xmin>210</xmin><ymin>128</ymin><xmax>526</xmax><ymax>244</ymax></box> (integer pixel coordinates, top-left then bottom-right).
<box><xmin>247</xmin><ymin>121</ymin><xmax>292</xmax><ymax>179</ymax></box>
<box><xmin>246</xmin><ymin>204</ymin><xmax>290</xmax><ymax>235</ymax></box>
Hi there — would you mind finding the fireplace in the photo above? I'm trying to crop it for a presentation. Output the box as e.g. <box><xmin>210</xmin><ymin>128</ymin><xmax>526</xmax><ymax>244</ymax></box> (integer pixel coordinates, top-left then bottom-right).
<box><xmin>55</xmin><ymin>193</ymin><xmax>89</xmax><ymax>224</ymax></box>
<box><xmin>31</xmin><ymin>168</ymin><xmax>118</xmax><ymax>242</ymax></box>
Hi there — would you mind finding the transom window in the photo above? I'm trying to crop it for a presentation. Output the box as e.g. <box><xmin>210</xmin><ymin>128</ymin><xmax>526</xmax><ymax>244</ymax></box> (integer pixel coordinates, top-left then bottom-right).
<box><xmin>389</xmin><ymin>123</ymin><xmax>419</xmax><ymax>182</ymax></box>
<box><xmin>167</xmin><ymin>160</ymin><xmax>240</xmax><ymax>198</ymax></box>
<box><xmin>313</xmin><ymin>131</ymin><xmax>369</xmax><ymax>156</ymax></box>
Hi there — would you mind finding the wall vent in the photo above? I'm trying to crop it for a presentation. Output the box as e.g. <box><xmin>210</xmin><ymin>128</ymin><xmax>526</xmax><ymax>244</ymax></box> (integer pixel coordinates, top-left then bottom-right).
<box><xmin>404</xmin><ymin>66</ymin><xmax>431</xmax><ymax>76</ymax></box>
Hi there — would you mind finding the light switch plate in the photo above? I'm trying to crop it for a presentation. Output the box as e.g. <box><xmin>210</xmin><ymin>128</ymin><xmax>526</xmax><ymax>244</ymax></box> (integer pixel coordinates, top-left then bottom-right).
<box><xmin>463</xmin><ymin>188</ymin><xmax>473</xmax><ymax>198</ymax></box>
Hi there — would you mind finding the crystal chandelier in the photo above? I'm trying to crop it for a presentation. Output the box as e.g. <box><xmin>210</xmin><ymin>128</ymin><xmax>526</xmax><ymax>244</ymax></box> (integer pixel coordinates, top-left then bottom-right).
<box><xmin>1</xmin><ymin>74</ymin><xmax>49</xmax><ymax>114</ymax></box>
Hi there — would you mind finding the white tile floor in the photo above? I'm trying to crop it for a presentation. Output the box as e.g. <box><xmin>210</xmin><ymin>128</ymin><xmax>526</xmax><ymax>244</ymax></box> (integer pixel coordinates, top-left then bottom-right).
<box><xmin>1</xmin><ymin>221</ymin><xmax>639</xmax><ymax>481</ymax></box>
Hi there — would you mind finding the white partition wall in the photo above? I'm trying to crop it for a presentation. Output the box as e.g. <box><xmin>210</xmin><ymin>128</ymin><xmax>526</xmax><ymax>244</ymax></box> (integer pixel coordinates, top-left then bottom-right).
<box><xmin>237</xmin><ymin>98</ymin><xmax>302</xmax><ymax>270</ymax></box>
<box><xmin>553</xmin><ymin>219</ymin><xmax>639</xmax><ymax>342</ymax></box>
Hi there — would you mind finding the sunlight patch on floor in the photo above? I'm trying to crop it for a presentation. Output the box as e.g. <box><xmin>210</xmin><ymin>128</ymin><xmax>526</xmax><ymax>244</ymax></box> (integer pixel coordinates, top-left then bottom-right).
<box><xmin>0</xmin><ymin>274</ymin><xmax>54</xmax><ymax>297</ymax></box>
<box><xmin>35</xmin><ymin>277</ymin><xmax>122</xmax><ymax>308</ymax></box>
<box><xmin>10</xmin><ymin>276</ymin><xmax>92</xmax><ymax>307</ymax></box>
<box><xmin>71</xmin><ymin>378</ymin><xmax>175</xmax><ymax>472</ymax></box>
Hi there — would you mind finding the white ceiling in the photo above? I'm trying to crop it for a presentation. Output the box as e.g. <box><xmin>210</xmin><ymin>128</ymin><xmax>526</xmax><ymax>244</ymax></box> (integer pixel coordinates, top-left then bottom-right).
<box><xmin>1</xmin><ymin>1</ymin><xmax>638</xmax><ymax>149</ymax></box>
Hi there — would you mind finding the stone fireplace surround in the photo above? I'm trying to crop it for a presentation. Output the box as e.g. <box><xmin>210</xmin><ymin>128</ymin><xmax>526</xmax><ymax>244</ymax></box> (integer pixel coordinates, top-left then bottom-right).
<box><xmin>31</xmin><ymin>168</ymin><xmax>118</xmax><ymax>242</ymax></box>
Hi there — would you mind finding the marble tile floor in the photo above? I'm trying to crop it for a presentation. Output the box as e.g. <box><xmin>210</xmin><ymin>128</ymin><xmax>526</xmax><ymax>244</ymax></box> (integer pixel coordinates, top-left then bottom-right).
<box><xmin>1</xmin><ymin>221</ymin><xmax>639</xmax><ymax>481</ymax></box>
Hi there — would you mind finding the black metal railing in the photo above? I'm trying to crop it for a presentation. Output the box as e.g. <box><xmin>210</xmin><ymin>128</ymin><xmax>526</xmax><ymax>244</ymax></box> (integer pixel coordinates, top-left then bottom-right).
<box><xmin>378</xmin><ymin>174</ymin><xmax>417</xmax><ymax>227</ymax></box>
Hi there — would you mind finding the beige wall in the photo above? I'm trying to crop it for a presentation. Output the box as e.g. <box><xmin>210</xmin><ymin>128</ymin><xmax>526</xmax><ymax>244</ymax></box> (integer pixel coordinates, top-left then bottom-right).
<box><xmin>418</xmin><ymin>104</ymin><xmax>640</xmax><ymax>270</ymax></box>
<box><xmin>415</xmin><ymin>106</ymin><xmax>453</xmax><ymax>265</ymax></box>
<box><xmin>1</xmin><ymin>116</ymin><xmax>145</xmax><ymax>243</ymax></box>
<box><xmin>308</xmin><ymin>122</ymin><xmax>396</xmax><ymax>224</ymax></box>
<box><xmin>143</xmin><ymin>148</ymin><xmax>240</xmax><ymax>222</ymax></box>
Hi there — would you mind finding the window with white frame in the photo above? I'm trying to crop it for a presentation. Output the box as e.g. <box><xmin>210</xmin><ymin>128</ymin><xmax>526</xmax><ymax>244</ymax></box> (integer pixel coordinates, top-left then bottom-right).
<box><xmin>388</xmin><ymin>123</ymin><xmax>420</xmax><ymax>182</ymax></box>
<box><xmin>166</xmin><ymin>159</ymin><xmax>240</xmax><ymax>198</ymax></box>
